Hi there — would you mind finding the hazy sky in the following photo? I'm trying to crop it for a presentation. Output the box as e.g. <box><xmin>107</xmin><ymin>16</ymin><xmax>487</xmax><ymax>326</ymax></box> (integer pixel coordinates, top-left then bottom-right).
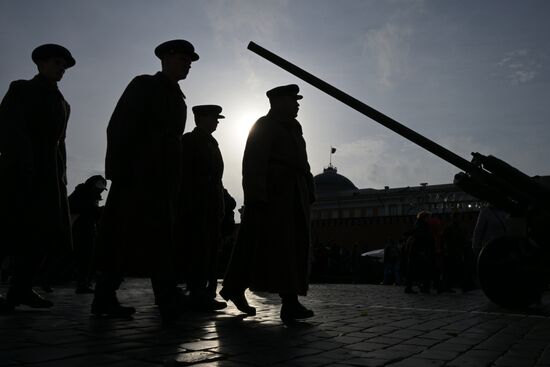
<box><xmin>1</xmin><ymin>0</ymin><xmax>549</xmax><ymax>213</ymax></box>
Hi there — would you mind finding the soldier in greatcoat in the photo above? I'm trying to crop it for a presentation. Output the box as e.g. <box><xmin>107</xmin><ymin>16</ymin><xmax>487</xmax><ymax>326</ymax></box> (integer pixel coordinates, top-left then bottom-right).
<box><xmin>91</xmin><ymin>39</ymin><xmax>199</xmax><ymax>321</ymax></box>
<box><xmin>0</xmin><ymin>44</ymin><xmax>75</xmax><ymax>312</ymax></box>
<box><xmin>220</xmin><ymin>84</ymin><xmax>316</xmax><ymax>322</ymax></box>
<box><xmin>178</xmin><ymin>105</ymin><xmax>227</xmax><ymax>311</ymax></box>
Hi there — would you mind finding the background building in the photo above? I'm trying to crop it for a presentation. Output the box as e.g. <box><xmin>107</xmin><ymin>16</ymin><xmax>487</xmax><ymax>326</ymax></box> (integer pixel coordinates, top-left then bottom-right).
<box><xmin>310</xmin><ymin>165</ymin><xmax>483</xmax><ymax>283</ymax></box>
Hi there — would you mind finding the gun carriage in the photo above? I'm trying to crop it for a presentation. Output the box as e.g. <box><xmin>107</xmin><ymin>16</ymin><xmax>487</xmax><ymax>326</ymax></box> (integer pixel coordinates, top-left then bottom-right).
<box><xmin>247</xmin><ymin>41</ymin><xmax>550</xmax><ymax>308</ymax></box>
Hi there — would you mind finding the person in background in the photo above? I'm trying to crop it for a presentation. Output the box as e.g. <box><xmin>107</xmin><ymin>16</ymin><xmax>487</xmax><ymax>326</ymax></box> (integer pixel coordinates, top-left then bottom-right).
<box><xmin>404</xmin><ymin>211</ymin><xmax>434</xmax><ymax>294</ymax></box>
<box><xmin>69</xmin><ymin>175</ymin><xmax>107</xmax><ymax>294</ymax></box>
<box><xmin>382</xmin><ymin>238</ymin><xmax>401</xmax><ymax>285</ymax></box>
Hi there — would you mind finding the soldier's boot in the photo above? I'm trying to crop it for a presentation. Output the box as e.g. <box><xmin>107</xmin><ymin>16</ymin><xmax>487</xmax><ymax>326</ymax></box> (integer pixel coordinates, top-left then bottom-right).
<box><xmin>219</xmin><ymin>287</ymin><xmax>256</xmax><ymax>315</ymax></box>
<box><xmin>91</xmin><ymin>294</ymin><xmax>136</xmax><ymax>317</ymax></box>
<box><xmin>91</xmin><ymin>272</ymin><xmax>133</xmax><ymax>317</ymax></box>
<box><xmin>6</xmin><ymin>287</ymin><xmax>53</xmax><ymax>308</ymax></box>
<box><xmin>280</xmin><ymin>294</ymin><xmax>314</xmax><ymax>323</ymax></box>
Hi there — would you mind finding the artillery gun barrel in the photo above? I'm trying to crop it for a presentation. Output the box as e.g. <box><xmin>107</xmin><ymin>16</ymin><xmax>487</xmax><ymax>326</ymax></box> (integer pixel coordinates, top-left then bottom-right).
<box><xmin>247</xmin><ymin>41</ymin><xmax>474</xmax><ymax>174</ymax></box>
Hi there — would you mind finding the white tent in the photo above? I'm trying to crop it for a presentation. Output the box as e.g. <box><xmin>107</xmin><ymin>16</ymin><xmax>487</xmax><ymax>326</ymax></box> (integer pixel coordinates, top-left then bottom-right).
<box><xmin>360</xmin><ymin>248</ymin><xmax>384</xmax><ymax>259</ymax></box>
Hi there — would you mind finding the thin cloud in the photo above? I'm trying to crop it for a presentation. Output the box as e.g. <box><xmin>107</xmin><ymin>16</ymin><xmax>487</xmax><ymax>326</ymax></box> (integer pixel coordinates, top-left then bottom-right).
<box><xmin>331</xmin><ymin>133</ymin><xmax>490</xmax><ymax>190</ymax></box>
<box><xmin>362</xmin><ymin>23</ymin><xmax>413</xmax><ymax>90</ymax></box>
<box><xmin>201</xmin><ymin>1</ymin><xmax>291</xmax><ymax>88</ymax></box>
<box><xmin>497</xmin><ymin>49</ymin><xmax>540</xmax><ymax>85</ymax></box>
<box><xmin>360</xmin><ymin>1</ymin><xmax>425</xmax><ymax>90</ymax></box>
<box><xmin>203</xmin><ymin>0</ymin><xmax>290</xmax><ymax>45</ymax></box>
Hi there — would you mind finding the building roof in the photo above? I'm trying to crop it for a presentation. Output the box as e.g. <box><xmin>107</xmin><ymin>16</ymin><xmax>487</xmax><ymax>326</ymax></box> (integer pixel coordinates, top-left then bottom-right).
<box><xmin>314</xmin><ymin>166</ymin><xmax>358</xmax><ymax>195</ymax></box>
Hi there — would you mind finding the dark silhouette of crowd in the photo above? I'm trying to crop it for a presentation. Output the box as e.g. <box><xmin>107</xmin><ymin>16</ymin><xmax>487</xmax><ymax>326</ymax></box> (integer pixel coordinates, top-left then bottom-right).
<box><xmin>399</xmin><ymin>211</ymin><xmax>476</xmax><ymax>294</ymax></box>
<box><xmin>0</xmin><ymin>41</ymin><xmax>315</xmax><ymax>323</ymax></box>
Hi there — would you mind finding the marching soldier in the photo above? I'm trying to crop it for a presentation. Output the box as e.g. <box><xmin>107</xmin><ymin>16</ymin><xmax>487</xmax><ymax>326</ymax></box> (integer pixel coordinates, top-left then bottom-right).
<box><xmin>0</xmin><ymin>44</ymin><xmax>75</xmax><ymax>311</ymax></box>
<box><xmin>179</xmin><ymin>105</ymin><xmax>227</xmax><ymax>311</ymax></box>
<box><xmin>91</xmin><ymin>39</ymin><xmax>199</xmax><ymax>322</ymax></box>
<box><xmin>220</xmin><ymin>84</ymin><xmax>316</xmax><ymax>322</ymax></box>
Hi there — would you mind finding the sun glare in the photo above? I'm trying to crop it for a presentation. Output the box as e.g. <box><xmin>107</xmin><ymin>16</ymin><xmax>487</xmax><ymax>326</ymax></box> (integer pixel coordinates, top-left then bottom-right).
<box><xmin>231</xmin><ymin>108</ymin><xmax>264</xmax><ymax>143</ymax></box>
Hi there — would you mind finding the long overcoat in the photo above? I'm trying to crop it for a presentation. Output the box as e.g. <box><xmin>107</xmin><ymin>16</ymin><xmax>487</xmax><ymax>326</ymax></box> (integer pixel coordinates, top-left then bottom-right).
<box><xmin>224</xmin><ymin>110</ymin><xmax>315</xmax><ymax>295</ymax></box>
<box><xmin>178</xmin><ymin>127</ymin><xmax>224</xmax><ymax>280</ymax></box>
<box><xmin>95</xmin><ymin>72</ymin><xmax>186</xmax><ymax>274</ymax></box>
<box><xmin>0</xmin><ymin>74</ymin><xmax>72</xmax><ymax>255</ymax></box>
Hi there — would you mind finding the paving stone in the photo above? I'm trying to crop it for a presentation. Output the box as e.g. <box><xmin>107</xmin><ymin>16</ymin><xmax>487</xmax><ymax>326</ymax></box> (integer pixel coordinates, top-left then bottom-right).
<box><xmin>386</xmin><ymin>357</ymin><xmax>447</xmax><ymax>367</ymax></box>
<box><xmin>6</xmin><ymin>346</ymin><xmax>88</xmax><ymax>364</ymax></box>
<box><xmin>178</xmin><ymin>340</ymin><xmax>221</xmax><ymax>351</ymax></box>
<box><xmin>401</xmin><ymin>338</ymin><xmax>440</xmax><ymax>347</ymax></box>
<box><xmin>164</xmin><ymin>351</ymin><xmax>223</xmax><ymax>365</ymax></box>
<box><xmin>286</xmin><ymin>356</ymin><xmax>341</xmax><ymax>366</ymax></box>
<box><xmin>107</xmin><ymin>361</ymin><xmax>163</xmax><ymax>366</ymax></box>
<box><xmin>446</xmin><ymin>349</ymin><xmax>505</xmax><ymax>367</ymax></box>
<box><xmin>331</xmin><ymin>335</ymin><xmax>370</xmax><ymax>343</ymax></box>
<box><xmin>494</xmin><ymin>356</ymin><xmax>538</xmax><ymax>367</ymax></box>
<box><xmin>430</xmin><ymin>342</ymin><xmax>471</xmax><ymax>353</ymax></box>
<box><xmin>385</xmin><ymin>329</ymin><xmax>425</xmax><ymax>339</ymax></box>
<box><xmin>336</xmin><ymin>357</ymin><xmax>388</xmax><ymax>366</ymax></box>
<box><xmin>418</xmin><ymin>349</ymin><xmax>461</xmax><ymax>361</ymax></box>
<box><xmin>304</xmin><ymin>340</ymin><xmax>345</xmax><ymax>350</ymax></box>
<box><xmin>361</xmin><ymin>346</ymin><xmax>419</xmax><ymax>362</ymax></box>
<box><xmin>344</xmin><ymin>342</ymin><xmax>387</xmax><ymax>353</ymax></box>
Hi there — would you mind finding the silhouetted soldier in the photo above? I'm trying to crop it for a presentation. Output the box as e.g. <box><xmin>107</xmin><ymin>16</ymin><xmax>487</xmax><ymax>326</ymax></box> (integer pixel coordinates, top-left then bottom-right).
<box><xmin>91</xmin><ymin>39</ymin><xmax>199</xmax><ymax>321</ymax></box>
<box><xmin>179</xmin><ymin>105</ymin><xmax>227</xmax><ymax>311</ymax></box>
<box><xmin>220</xmin><ymin>84</ymin><xmax>316</xmax><ymax>322</ymax></box>
<box><xmin>0</xmin><ymin>44</ymin><xmax>75</xmax><ymax>312</ymax></box>
<box><xmin>69</xmin><ymin>175</ymin><xmax>107</xmax><ymax>293</ymax></box>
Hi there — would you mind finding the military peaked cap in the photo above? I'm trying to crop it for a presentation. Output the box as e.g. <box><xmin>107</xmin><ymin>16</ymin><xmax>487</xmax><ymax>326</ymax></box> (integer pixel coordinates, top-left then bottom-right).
<box><xmin>192</xmin><ymin>105</ymin><xmax>225</xmax><ymax>119</ymax></box>
<box><xmin>31</xmin><ymin>44</ymin><xmax>76</xmax><ymax>68</ymax></box>
<box><xmin>154</xmin><ymin>39</ymin><xmax>199</xmax><ymax>61</ymax></box>
<box><xmin>85</xmin><ymin>175</ymin><xmax>107</xmax><ymax>191</ymax></box>
<box><xmin>266</xmin><ymin>84</ymin><xmax>303</xmax><ymax>100</ymax></box>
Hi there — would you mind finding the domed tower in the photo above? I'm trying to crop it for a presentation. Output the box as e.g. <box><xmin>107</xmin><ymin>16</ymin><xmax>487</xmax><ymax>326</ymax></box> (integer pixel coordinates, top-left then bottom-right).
<box><xmin>313</xmin><ymin>165</ymin><xmax>357</xmax><ymax>196</ymax></box>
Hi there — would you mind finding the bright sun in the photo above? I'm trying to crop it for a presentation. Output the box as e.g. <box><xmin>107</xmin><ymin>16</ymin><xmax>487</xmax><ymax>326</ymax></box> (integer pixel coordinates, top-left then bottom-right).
<box><xmin>230</xmin><ymin>108</ymin><xmax>264</xmax><ymax>143</ymax></box>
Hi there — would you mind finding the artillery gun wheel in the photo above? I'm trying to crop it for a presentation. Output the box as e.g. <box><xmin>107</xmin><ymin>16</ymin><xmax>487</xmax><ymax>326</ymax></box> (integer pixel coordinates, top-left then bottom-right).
<box><xmin>477</xmin><ymin>236</ymin><xmax>547</xmax><ymax>309</ymax></box>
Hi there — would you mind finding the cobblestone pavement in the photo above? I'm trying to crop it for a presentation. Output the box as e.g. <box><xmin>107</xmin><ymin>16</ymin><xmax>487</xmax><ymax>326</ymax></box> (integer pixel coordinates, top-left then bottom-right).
<box><xmin>2</xmin><ymin>279</ymin><xmax>550</xmax><ymax>366</ymax></box>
